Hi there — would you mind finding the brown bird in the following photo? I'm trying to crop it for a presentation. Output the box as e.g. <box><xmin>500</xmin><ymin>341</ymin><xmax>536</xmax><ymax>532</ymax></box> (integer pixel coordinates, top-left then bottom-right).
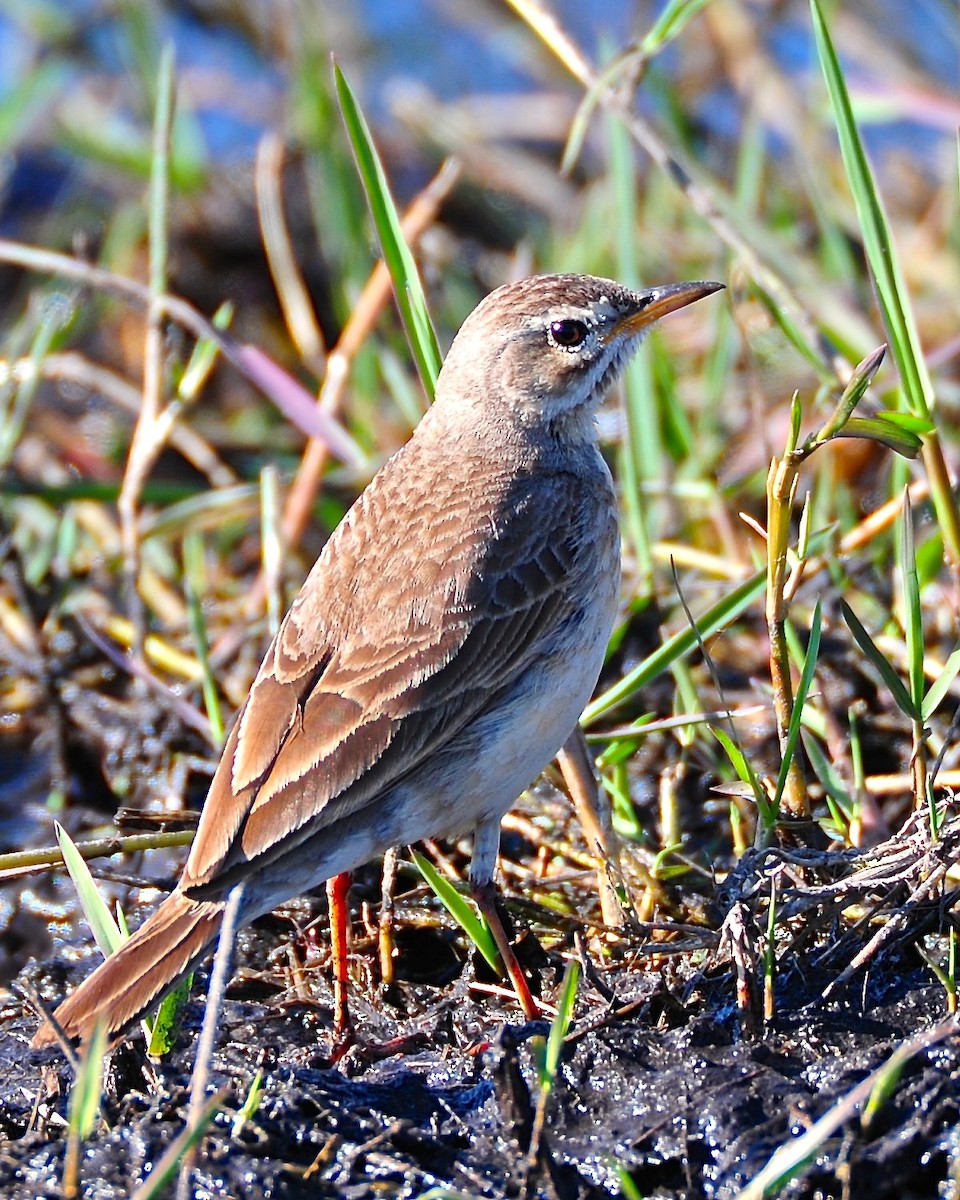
<box><xmin>33</xmin><ymin>272</ymin><xmax>722</xmax><ymax>1049</ymax></box>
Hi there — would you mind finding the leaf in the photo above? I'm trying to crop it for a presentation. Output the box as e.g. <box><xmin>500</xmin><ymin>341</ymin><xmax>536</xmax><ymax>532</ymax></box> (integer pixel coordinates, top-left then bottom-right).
<box><xmin>883</xmin><ymin>411</ymin><xmax>936</xmax><ymax>435</ymax></box>
<box><xmin>55</xmin><ymin>823</ymin><xmax>124</xmax><ymax>959</ymax></box>
<box><xmin>922</xmin><ymin>642</ymin><xmax>960</xmax><ymax>721</ymax></box>
<box><xmin>146</xmin><ymin>976</ymin><xmax>192</xmax><ymax>1057</ymax></box>
<box><xmin>334</xmin><ymin>64</ymin><xmax>442</xmax><ymax>397</ymax></box>
<box><xmin>773</xmin><ymin>602</ymin><xmax>822</xmax><ymax>809</ymax></box>
<box><xmin>840</xmin><ymin>600</ymin><xmax>920</xmax><ymax>720</ymax></box>
<box><xmin>412</xmin><ymin>851</ymin><xmax>500</xmax><ymax>973</ymax></box>
<box><xmin>583</xmin><ymin>568</ymin><xmax>766</xmax><ymax>724</ymax></box>
<box><xmin>712</xmin><ymin>727</ymin><xmax>776</xmax><ymax>828</ymax></box>
<box><xmin>815</xmin><ymin>344</ymin><xmax>885</xmax><ymax>442</ymax></box>
<box><xmin>835</xmin><ymin>417</ymin><xmax>923</xmax><ymax>458</ymax></box>
<box><xmin>67</xmin><ymin>1019</ymin><xmax>107</xmax><ymax>1141</ymax></box>
<box><xmin>810</xmin><ymin>0</ymin><xmax>933</xmax><ymax>421</ymax></box>
<box><xmin>899</xmin><ymin>492</ymin><xmax>924</xmax><ymax>711</ymax></box>
<box><xmin>539</xmin><ymin>959</ymin><xmax>579</xmax><ymax>1091</ymax></box>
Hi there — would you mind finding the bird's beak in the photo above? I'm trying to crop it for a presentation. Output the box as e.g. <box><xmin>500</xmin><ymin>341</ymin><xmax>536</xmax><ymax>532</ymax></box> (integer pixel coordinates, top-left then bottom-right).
<box><xmin>612</xmin><ymin>280</ymin><xmax>724</xmax><ymax>339</ymax></box>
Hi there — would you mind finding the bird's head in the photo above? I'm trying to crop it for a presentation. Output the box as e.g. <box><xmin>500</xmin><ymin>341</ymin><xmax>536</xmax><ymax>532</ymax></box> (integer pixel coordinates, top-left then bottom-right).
<box><xmin>435</xmin><ymin>273</ymin><xmax>723</xmax><ymax>439</ymax></box>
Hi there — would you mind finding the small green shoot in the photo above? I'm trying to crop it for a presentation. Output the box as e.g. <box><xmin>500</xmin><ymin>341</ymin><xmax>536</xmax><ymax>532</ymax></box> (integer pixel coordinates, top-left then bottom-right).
<box><xmin>615</xmin><ymin>1164</ymin><xmax>646</xmax><ymax>1200</ymax></box>
<box><xmin>712</xmin><ymin>728</ymin><xmax>777</xmax><ymax>833</ymax></box>
<box><xmin>772</xmin><ymin>600</ymin><xmax>822</xmax><ymax>810</ymax></box>
<box><xmin>55</xmin><ymin>823</ymin><xmax>124</xmax><ymax>958</ymax></box>
<box><xmin>146</xmin><ymin>975</ymin><xmax>192</xmax><ymax>1058</ymax></box>
<box><xmin>231</xmin><ymin>1068</ymin><xmax>265</xmax><ymax>1139</ymax></box>
<box><xmin>527</xmin><ymin>959</ymin><xmax>580</xmax><ymax>1171</ymax></box>
<box><xmin>183</xmin><ymin>531</ymin><xmax>225</xmax><ymax>746</ymax></box>
<box><xmin>334</xmin><ymin>64</ymin><xmax>442</xmax><ymax>397</ymax></box>
<box><xmin>840</xmin><ymin>600</ymin><xmax>919</xmax><ymax>721</ymax></box>
<box><xmin>917</xmin><ymin>931</ymin><xmax>957</xmax><ymax>1016</ymax></box>
<box><xmin>63</xmin><ymin>1018</ymin><xmax>108</xmax><ymax>1199</ymax></box>
<box><xmin>921</xmin><ymin>643</ymin><xmax>960</xmax><ymax>722</ymax></box>
<box><xmin>602</xmin><ymin>760</ymin><xmax>645</xmax><ymax>841</ymax></box>
<box><xmin>583</xmin><ymin>569</ymin><xmax>766</xmax><ymax>724</ymax></box>
<box><xmin>538</xmin><ymin>959</ymin><xmax>579</xmax><ymax>1092</ymax></box>
<box><xmin>177</xmin><ymin>299</ymin><xmax>233</xmax><ymax>400</ymax></box>
<box><xmin>811</xmin><ymin>0</ymin><xmax>960</xmax><ymax>564</ymax></box>
<box><xmin>412</xmin><ymin>851</ymin><xmax>500</xmax><ymax>973</ymax></box>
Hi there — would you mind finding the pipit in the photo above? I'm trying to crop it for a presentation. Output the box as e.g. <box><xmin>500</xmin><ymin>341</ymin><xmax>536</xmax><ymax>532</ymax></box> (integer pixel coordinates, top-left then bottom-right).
<box><xmin>33</xmin><ymin>272</ymin><xmax>721</xmax><ymax>1049</ymax></box>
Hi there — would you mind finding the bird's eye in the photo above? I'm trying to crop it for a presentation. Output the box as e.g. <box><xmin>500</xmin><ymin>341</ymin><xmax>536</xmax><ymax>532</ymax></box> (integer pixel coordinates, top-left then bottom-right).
<box><xmin>548</xmin><ymin>318</ymin><xmax>589</xmax><ymax>349</ymax></box>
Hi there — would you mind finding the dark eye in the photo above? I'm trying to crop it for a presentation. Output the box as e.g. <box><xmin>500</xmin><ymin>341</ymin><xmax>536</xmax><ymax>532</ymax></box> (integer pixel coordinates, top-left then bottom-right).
<box><xmin>548</xmin><ymin>318</ymin><xmax>589</xmax><ymax>348</ymax></box>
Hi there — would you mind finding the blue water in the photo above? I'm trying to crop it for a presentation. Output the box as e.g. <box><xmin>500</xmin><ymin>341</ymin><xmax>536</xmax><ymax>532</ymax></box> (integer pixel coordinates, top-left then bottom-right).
<box><xmin>0</xmin><ymin>0</ymin><xmax>954</xmax><ymax>175</ymax></box>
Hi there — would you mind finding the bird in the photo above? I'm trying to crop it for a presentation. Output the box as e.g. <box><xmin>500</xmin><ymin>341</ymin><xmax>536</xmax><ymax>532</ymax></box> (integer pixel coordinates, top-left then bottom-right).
<box><xmin>32</xmin><ymin>272</ymin><xmax>722</xmax><ymax>1049</ymax></box>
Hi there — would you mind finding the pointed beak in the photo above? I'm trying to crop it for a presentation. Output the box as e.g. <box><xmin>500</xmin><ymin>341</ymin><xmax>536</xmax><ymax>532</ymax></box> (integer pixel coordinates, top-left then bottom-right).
<box><xmin>611</xmin><ymin>280</ymin><xmax>724</xmax><ymax>339</ymax></box>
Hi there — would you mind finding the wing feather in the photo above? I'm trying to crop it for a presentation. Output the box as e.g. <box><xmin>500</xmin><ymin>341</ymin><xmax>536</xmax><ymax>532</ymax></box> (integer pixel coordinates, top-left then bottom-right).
<box><xmin>185</xmin><ymin>440</ymin><xmax>597</xmax><ymax>891</ymax></box>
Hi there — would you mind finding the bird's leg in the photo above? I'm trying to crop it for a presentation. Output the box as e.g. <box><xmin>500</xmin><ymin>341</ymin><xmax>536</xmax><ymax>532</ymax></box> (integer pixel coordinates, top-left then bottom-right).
<box><xmin>470</xmin><ymin>818</ymin><xmax>542</xmax><ymax>1020</ymax></box>
<box><xmin>325</xmin><ymin>871</ymin><xmax>353</xmax><ymax>1049</ymax></box>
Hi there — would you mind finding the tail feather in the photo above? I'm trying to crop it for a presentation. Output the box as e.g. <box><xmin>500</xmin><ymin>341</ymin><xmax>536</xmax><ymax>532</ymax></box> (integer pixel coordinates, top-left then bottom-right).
<box><xmin>32</xmin><ymin>890</ymin><xmax>224</xmax><ymax>1049</ymax></box>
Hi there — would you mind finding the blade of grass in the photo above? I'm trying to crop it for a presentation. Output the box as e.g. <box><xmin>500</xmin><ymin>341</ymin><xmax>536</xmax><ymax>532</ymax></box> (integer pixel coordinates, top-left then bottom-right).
<box><xmin>921</xmin><ymin>643</ymin><xmax>960</xmax><ymax>722</ymax></box>
<box><xmin>146</xmin><ymin>976</ymin><xmax>193</xmax><ymax>1057</ymax></box>
<box><xmin>713</xmin><ymin>726</ymin><xmax>776</xmax><ymax>829</ymax></box>
<box><xmin>67</xmin><ymin>1019</ymin><xmax>107</xmax><ymax>1140</ymax></box>
<box><xmin>55</xmin><ymin>823</ymin><xmax>124</xmax><ymax>958</ymax></box>
<box><xmin>183</xmin><ymin>531</ymin><xmax>225</xmax><ymax>746</ymax></box>
<box><xmin>772</xmin><ymin>601</ymin><xmax>822</xmax><ymax>809</ymax></box>
<box><xmin>334</xmin><ymin>64</ymin><xmax>442</xmax><ymax>397</ymax></box>
<box><xmin>412</xmin><ymin>851</ymin><xmax>500</xmax><ymax>972</ymax></box>
<box><xmin>539</xmin><ymin>958</ymin><xmax>579</xmax><ymax>1090</ymax></box>
<box><xmin>840</xmin><ymin>599</ymin><xmax>919</xmax><ymax>720</ymax></box>
<box><xmin>899</xmin><ymin>492</ymin><xmax>924</xmax><ymax>712</ymax></box>
<box><xmin>527</xmin><ymin>959</ymin><xmax>580</xmax><ymax>1174</ymax></box>
<box><xmin>63</xmin><ymin>1019</ymin><xmax>107</xmax><ymax>1198</ymax></box>
<box><xmin>810</xmin><ymin>0</ymin><xmax>960</xmax><ymax>563</ymax></box>
<box><xmin>583</xmin><ymin>568</ymin><xmax>766</xmax><ymax>724</ymax></box>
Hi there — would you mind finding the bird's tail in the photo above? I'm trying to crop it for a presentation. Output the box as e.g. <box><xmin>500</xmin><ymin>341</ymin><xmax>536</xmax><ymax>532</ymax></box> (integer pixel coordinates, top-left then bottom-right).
<box><xmin>32</xmin><ymin>889</ymin><xmax>224</xmax><ymax>1050</ymax></box>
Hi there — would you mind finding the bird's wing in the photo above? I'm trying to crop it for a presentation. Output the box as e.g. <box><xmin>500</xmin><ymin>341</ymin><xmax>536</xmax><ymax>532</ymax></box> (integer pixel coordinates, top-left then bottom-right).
<box><xmin>184</xmin><ymin>457</ymin><xmax>590</xmax><ymax>888</ymax></box>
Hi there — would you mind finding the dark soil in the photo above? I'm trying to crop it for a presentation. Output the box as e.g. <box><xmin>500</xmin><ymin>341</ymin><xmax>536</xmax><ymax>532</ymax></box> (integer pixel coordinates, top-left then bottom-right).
<box><xmin>4</xmin><ymin>806</ymin><xmax>960</xmax><ymax>1199</ymax></box>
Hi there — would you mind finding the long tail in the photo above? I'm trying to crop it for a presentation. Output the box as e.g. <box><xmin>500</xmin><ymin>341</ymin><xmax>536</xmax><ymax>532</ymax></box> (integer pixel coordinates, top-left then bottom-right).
<box><xmin>32</xmin><ymin>890</ymin><xmax>224</xmax><ymax>1050</ymax></box>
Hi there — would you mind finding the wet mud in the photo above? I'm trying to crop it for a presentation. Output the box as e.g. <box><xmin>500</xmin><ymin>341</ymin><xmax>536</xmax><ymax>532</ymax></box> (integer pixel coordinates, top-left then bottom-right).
<box><xmin>3</xmin><ymin>809</ymin><xmax>959</xmax><ymax>1199</ymax></box>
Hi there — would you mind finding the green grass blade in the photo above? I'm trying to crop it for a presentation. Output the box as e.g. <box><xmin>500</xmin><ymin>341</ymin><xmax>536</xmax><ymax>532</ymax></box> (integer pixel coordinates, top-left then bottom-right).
<box><xmin>539</xmin><ymin>958</ymin><xmax>579</xmax><ymax>1091</ymax></box>
<box><xmin>922</xmin><ymin>643</ymin><xmax>960</xmax><ymax>722</ymax></box>
<box><xmin>146</xmin><ymin>976</ymin><xmax>193</xmax><ymax>1057</ymax></box>
<box><xmin>231</xmin><ymin>1068</ymin><xmax>265</xmax><ymax>1139</ymax></box>
<box><xmin>183</xmin><ymin>531</ymin><xmax>225</xmax><ymax>746</ymax></box>
<box><xmin>712</xmin><ymin>727</ymin><xmax>776</xmax><ymax>827</ymax></box>
<box><xmin>334</xmin><ymin>64</ymin><xmax>442</xmax><ymax>397</ymax></box>
<box><xmin>898</xmin><ymin>492</ymin><xmax>924</xmax><ymax>710</ymax></box>
<box><xmin>839</xmin><ymin>599</ymin><xmax>919</xmax><ymax>720</ymax></box>
<box><xmin>802</xmin><ymin>729</ymin><xmax>853</xmax><ymax>819</ymax></box>
<box><xmin>178</xmin><ymin>300</ymin><xmax>233</xmax><ymax>400</ymax></box>
<box><xmin>810</xmin><ymin>0</ymin><xmax>960</xmax><ymax>563</ymax></box>
<box><xmin>55</xmin><ymin>822</ymin><xmax>124</xmax><ymax>958</ymax></box>
<box><xmin>642</xmin><ymin>0</ymin><xmax>716</xmax><ymax>54</ymax></box>
<box><xmin>773</xmin><ymin>602</ymin><xmax>822</xmax><ymax>809</ymax></box>
<box><xmin>583</xmin><ymin>569</ymin><xmax>766</xmax><ymax>725</ymax></box>
<box><xmin>810</xmin><ymin>0</ymin><xmax>932</xmax><ymax>421</ymax></box>
<box><xmin>412</xmin><ymin>851</ymin><xmax>500</xmax><ymax>972</ymax></box>
<box><xmin>67</xmin><ymin>1018</ymin><xmax>107</xmax><ymax>1140</ymax></box>
<box><xmin>836</xmin><ymin>417</ymin><xmax>923</xmax><ymax>459</ymax></box>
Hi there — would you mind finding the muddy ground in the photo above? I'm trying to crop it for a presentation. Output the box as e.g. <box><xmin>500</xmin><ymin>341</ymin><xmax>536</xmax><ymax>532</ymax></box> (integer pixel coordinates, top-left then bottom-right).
<box><xmin>2</xmin><ymin>796</ymin><xmax>959</xmax><ymax>1199</ymax></box>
